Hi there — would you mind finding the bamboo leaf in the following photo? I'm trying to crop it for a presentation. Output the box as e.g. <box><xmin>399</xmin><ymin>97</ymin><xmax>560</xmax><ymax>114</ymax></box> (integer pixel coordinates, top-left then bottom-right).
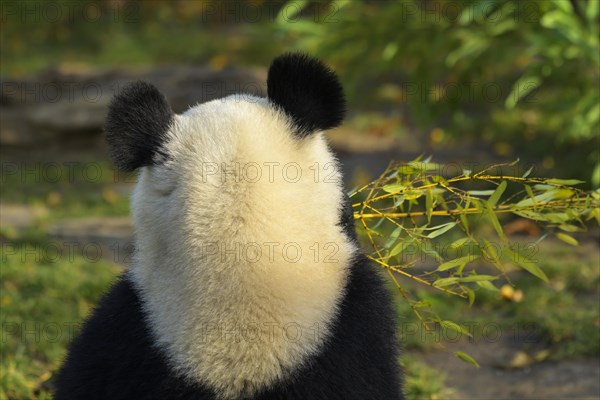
<box><xmin>426</xmin><ymin>189</ymin><xmax>433</xmax><ymax>223</ymax></box>
<box><xmin>476</xmin><ymin>280</ymin><xmax>498</xmax><ymax>291</ymax></box>
<box><xmin>436</xmin><ymin>255</ymin><xmax>479</xmax><ymax>272</ymax></box>
<box><xmin>388</xmin><ymin>242</ymin><xmax>405</xmax><ymax>258</ymax></box>
<box><xmin>426</xmin><ymin>222</ymin><xmax>458</xmax><ymax>239</ymax></box>
<box><xmin>449</xmin><ymin>237</ymin><xmax>474</xmax><ymax>249</ymax></box>
<box><xmin>504</xmin><ymin>248</ymin><xmax>549</xmax><ymax>282</ymax></box>
<box><xmin>455</xmin><ymin>351</ymin><xmax>480</xmax><ymax>367</ymax></box>
<box><xmin>523</xmin><ymin>185</ymin><xmax>535</xmax><ymax>202</ymax></box>
<box><xmin>556</xmin><ymin>232</ymin><xmax>579</xmax><ymax>246</ymax></box>
<box><xmin>488</xmin><ymin>181</ymin><xmax>507</xmax><ymax>207</ymax></box>
<box><xmin>481</xmin><ymin>239</ymin><xmax>504</xmax><ymax>271</ymax></box>
<box><xmin>466</xmin><ymin>287</ymin><xmax>475</xmax><ymax>306</ymax></box>
<box><xmin>384</xmin><ymin>227</ymin><xmax>402</xmax><ymax>248</ymax></box>
<box><xmin>440</xmin><ymin>320</ymin><xmax>472</xmax><ymax>337</ymax></box>
<box><xmin>408</xmin><ymin>161</ymin><xmax>442</xmax><ymax>172</ymax></box>
<box><xmin>383</xmin><ymin>184</ymin><xmax>404</xmax><ymax>194</ymax></box>
<box><xmin>485</xmin><ymin>203</ymin><xmax>507</xmax><ymax>241</ymax></box>
<box><xmin>558</xmin><ymin>224</ymin><xmax>581</xmax><ymax>232</ymax></box>
<box><xmin>546</xmin><ymin>179</ymin><xmax>585</xmax><ymax>186</ymax></box>
<box><xmin>522</xmin><ymin>166</ymin><xmax>534</xmax><ymax>178</ymax></box>
<box><xmin>468</xmin><ymin>190</ymin><xmax>495</xmax><ymax>196</ymax></box>
<box><xmin>433</xmin><ymin>277</ymin><xmax>459</xmax><ymax>287</ymax></box>
<box><xmin>506</xmin><ymin>76</ymin><xmax>541</xmax><ymax>109</ymax></box>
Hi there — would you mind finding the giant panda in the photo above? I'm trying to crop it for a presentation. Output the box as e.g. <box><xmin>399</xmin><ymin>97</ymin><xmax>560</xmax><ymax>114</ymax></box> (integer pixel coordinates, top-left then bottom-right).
<box><xmin>55</xmin><ymin>53</ymin><xmax>403</xmax><ymax>400</ymax></box>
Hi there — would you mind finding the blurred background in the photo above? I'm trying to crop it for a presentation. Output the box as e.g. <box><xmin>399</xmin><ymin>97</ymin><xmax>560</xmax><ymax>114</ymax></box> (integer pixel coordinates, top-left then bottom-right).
<box><xmin>1</xmin><ymin>1</ymin><xmax>598</xmax><ymax>399</ymax></box>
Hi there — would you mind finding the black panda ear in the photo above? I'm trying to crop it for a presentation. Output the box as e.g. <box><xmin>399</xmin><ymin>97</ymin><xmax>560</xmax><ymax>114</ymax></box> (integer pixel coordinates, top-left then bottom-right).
<box><xmin>267</xmin><ymin>53</ymin><xmax>346</xmax><ymax>138</ymax></box>
<box><xmin>105</xmin><ymin>81</ymin><xmax>174</xmax><ymax>171</ymax></box>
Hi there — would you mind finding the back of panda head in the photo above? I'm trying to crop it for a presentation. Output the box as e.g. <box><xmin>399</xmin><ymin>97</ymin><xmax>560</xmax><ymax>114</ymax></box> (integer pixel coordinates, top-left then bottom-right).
<box><xmin>267</xmin><ymin>53</ymin><xmax>346</xmax><ymax>138</ymax></box>
<box><xmin>104</xmin><ymin>54</ymin><xmax>345</xmax><ymax>171</ymax></box>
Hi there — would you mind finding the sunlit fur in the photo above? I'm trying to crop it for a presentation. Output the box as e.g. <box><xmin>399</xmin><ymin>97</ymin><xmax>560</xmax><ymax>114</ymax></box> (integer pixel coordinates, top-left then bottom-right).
<box><xmin>130</xmin><ymin>95</ymin><xmax>356</xmax><ymax>399</ymax></box>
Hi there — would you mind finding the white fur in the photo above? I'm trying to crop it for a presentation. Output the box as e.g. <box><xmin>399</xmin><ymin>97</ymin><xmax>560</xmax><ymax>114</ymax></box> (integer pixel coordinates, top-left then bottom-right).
<box><xmin>129</xmin><ymin>96</ymin><xmax>356</xmax><ymax>399</ymax></box>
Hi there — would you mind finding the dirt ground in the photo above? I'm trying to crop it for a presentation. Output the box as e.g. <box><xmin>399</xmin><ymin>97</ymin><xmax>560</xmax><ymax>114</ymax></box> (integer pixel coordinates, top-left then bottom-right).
<box><xmin>413</xmin><ymin>338</ymin><xmax>600</xmax><ymax>399</ymax></box>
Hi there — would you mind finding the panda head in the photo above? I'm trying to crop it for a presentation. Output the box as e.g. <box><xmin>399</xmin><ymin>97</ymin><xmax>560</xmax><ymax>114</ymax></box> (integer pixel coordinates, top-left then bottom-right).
<box><xmin>105</xmin><ymin>54</ymin><xmax>355</xmax><ymax>398</ymax></box>
<box><xmin>106</xmin><ymin>53</ymin><xmax>345</xmax><ymax>171</ymax></box>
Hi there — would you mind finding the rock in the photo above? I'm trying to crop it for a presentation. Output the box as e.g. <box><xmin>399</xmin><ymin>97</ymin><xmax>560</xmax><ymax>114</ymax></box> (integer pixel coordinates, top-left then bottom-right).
<box><xmin>0</xmin><ymin>65</ymin><xmax>266</xmax><ymax>149</ymax></box>
<box><xmin>46</xmin><ymin>217</ymin><xmax>134</xmax><ymax>265</ymax></box>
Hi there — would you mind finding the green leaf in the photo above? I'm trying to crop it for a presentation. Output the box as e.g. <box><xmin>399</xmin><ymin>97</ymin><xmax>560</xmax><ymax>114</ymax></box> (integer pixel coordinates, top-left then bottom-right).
<box><xmin>382</xmin><ymin>184</ymin><xmax>404</xmax><ymax>194</ymax></box>
<box><xmin>388</xmin><ymin>238</ymin><xmax>414</xmax><ymax>258</ymax></box>
<box><xmin>488</xmin><ymin>181</ymin><xmax>507</xmax><ymax>207</ymax></box>
<box><xmin>408</xmin><ymin>161</ymin><xmax>442</xmax><ymax>172</ymax></box>
<box><xmin>436</xmin><ymin>255</ymin><xmax>478</xmax><ymax>272</ymax></box>
<box><xmin>426</xmin><ymin>222</ymin><xmax>458</xmax><ymax>239</ymax></box>
<box><xmin>522</xmin><ymin>166</ymin><xmax>534</xmax><ymax>178</ymax></box>
<box><xmin>433</xmin><ymin>277</ymin><xmax>459</xmax><ymax>287</ymax></box>
<box><xmin>585</xmin><ymin>0</ymin><xmax>599</xmax><ymax>21</ymax></box>
<box><xmin>558</xmin><ymin>224</ymin><xmax>581</xmax><ymax>233</ymax></box>
<box><xmin>440</xmin><ymin>320</ymin><xmax>472</xmax><ymax>338</ymax></box>
<box><xmin>449</xmin><ymin>237</ymin><xmax>474</xmax><ymax>249</ymax></box>
<box><xmin>516</xmin><ymin>189</ymin><xmax>560</xmax><ymax>207</ymax></box>
<box><xmin>504</xmin><ymin>248</ymin><xmax>549</xmax><ymax>282</ymax></box>
<box><xmin>393</xmin><ymin>195</ymin><xmax>405</xmax><ymax>207</ymax></box>
<box><xmin>421</xmin><ymin>241</ymin><xmax>444</xmax><ymax>262</ymax></box>
<box><xmin>276</xmin><ymin>0</ymin><xmax>309</xmax><ymax>23</ymax></box>
<box><xmin>466</xmin><ymin>287</ymin><xmax>475</xmax><ymax>306</ymax></box>
<box><xmin>545</xmin><ymin>179</ymin><xmax>585</xmax><ymax>186</ymax></box>
<box><xmin>482</xmin><ymin>239</ymin><xmax>503</xmax><ymax>271</ymax></box>
<box><xmin>384</xmin><ymin>227</ymin><xmax>402</xmax><ymax>248</ymax></box>
<box><xmin>467</xmin><ymin>190</ymin><xmax>495</xmax><ymax>196</ymax></box>
<box><xmin>459</xmin><ymin>208</ymin><xmax>470</xmax><ymax>233</ymax></box>
<box><xmin>476</xmin><ymin>280</ymin><xmax>498</xmax><ymax>291</ymax></box>
<box><xmin>525</xmin><ymin>185</ymin><xmax>535</xmax><ymax>200</ymax></box>
<box><xmin>485</xmin><ymin>203</ymin><xmax>507</xmax><ymax>241</ymax></box>
<box><xmin>426</xmin><ymin>189</ymin><xmax>433</xmax><ymax>223</ymax></box>
<box><xmin>506</xmin><ymin>75</ymin><xmax>541</xmax><ymax>109</ymax></box>
<box><xmin>388</xmin><ymin>242</ymin><xmax>404</xmax><ymax>258</ymax></box>
<box><xmin>455</xmin><ymin>351</ymin><xmax>480</xmax><ymax>367</ymax></box>
<box><xmin>556</xmin><ymin>232</ymin><xmax>579</xmax><ymax>246</ymax></box>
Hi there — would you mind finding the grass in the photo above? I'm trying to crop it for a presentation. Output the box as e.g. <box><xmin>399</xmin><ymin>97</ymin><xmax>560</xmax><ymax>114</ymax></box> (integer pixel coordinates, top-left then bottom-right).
<box><xmin>0</xmin><ymin>230</ymin><xmax>120</xmax><ymax>400</ymax></box>
<box><xmin>402</xmin><ymin>355</ymin><xmax>453</xmax><ymax>400</ymax></box>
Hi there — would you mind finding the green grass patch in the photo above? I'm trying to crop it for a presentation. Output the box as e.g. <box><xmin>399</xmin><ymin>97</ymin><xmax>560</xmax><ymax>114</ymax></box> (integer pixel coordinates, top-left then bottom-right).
<box><xmin>1</xmin><ymin>232</ymin><xmax>121</xmax><ymax>400</ymax></box>
<box><xmin>401</xmin><ymin>355</ymin><xmax>452</xmax><ymax>400</ymax></box>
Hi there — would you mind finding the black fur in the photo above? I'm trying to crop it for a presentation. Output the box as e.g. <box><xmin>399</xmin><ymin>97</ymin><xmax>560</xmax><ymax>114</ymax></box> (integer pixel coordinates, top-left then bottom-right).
<box><xmin>105</xmin><ymin>81</ymin><xmax>174</xmax><ymax>171</ymax></box>
<box><xmin>267</xmin><ymin>53</ymin><xmax>346</xmax><ymax>138</ymax></box>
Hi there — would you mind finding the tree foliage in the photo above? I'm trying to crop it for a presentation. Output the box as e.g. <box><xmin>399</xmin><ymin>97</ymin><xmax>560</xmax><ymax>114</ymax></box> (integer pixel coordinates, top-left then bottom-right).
<box><xmin>273</xmin><ymin>0</ymin><xmax>600</xmax><ymax>185</ymax></box>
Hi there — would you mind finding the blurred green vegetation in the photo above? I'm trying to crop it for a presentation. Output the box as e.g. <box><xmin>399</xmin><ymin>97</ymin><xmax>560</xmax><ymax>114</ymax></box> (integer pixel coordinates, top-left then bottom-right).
<box><xmin>0</xmin><ymin>229</ymin><xmax>120</xmax><ymax>400</ymax></box>
<box><xmin>2</xmin><ymin>0</ymin><xmax>598</xmax><ymax>185</ymax></box>
<box><xmin>269</xmin><ymin>0</ymin><xmax>600</xmax><ymax>186</ymax></box>
<box><xmin>0</xmin><ymin>161</ymin><xmax>131</xmax><ymax>221</ymax></box>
